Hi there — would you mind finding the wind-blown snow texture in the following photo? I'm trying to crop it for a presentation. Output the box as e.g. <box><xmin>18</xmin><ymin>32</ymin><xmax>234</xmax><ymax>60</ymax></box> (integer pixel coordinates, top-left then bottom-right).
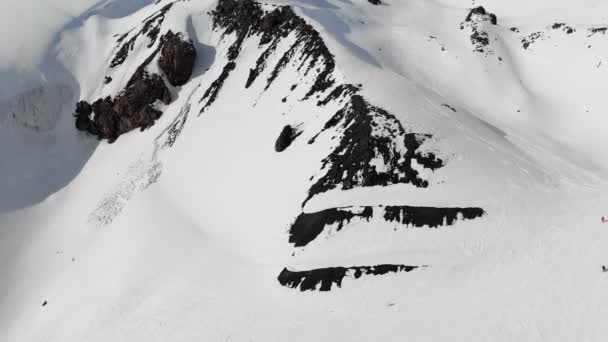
<box><xmin>2</xmin><ymin>0</ymin><xmax>608</xmax><ymax>341</ymax></box>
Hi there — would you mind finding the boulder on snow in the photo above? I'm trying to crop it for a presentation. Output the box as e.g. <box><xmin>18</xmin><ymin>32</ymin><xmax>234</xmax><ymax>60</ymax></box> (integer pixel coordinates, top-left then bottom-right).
<box><xmin>75</xmin><ymin>71</ymin><xmax>171</xmax><ymax>143</ymax></box>
<box><xmin>275</xmin><ymin>125</ymin><xmax>301</xmax><ymax>152</ymax></box>
<box><xmin>465</xmin><ymin>6</ymin><xmax>497</xmax><ymax>25</ymax></box>
<box><xmin>158</xmin><ymin>31</ymin><xmax>197</xmax><ymax>86</ymax></box>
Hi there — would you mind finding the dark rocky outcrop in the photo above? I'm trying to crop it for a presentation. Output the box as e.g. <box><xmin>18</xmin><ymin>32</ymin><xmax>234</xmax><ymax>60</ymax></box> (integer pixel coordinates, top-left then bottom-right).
<box><xmin>158</xmin><ymin>31</ymin><xmax>197</xmax><ymax>86</ymax></box>
<box><xmin>461</xmin><ymin>6</ymin><xmax>498</xmax><ymax>54</ymax></box>
<box><xmin>75</xmin><ymin>71</ymin><xmax>171</xmax><ymax>142</ymax></box>
<box><xmin>383</xmin><ymin>206</ymin><xmax>486</xmax><ymax>228</ymax></box>
<box><xmin>589</xmin><ymin>27</ymin><xmax>608</xmax><ymax>37</ymax></box>
<box><xmin>278</xmin><ymin>264</ymin><xmax>420</xmax><ymax>291</ymax></box>
<box><xmin>202</xmin><ymin>0</ymin><xmax>336</xmax><ymax>113</ymax></box>
<box><xmin>289</xmin><ymin>207</ymin><xmax>373</xmax><ymax>247</ymax></box>
<box><xmin>288</xmin><ymin>205</ymin><xmax>485</xmax><ymax>247</ymax></box>
<box><xmin>274</xmin><ymin>125</ymin><xmax>301</xmax><ymax>152</ymax></box>
<box><xmin>367</xmin><ymin>0</ymin><xmax>382</xmax><ymax>5</ymax></box>
<box><xmin>111</xmin><ymin>3</ymin><xmax>174</xmax><ymax>68</ymax></box>
<box><xmin>304</xmin><ymin>95</ymin><xmax>443</xmax><ymax>205</ymax></box>
<box><xmin>78</xmin><ymin>17</ymin><xmax>198</xmax><ymax>142</ymax></box>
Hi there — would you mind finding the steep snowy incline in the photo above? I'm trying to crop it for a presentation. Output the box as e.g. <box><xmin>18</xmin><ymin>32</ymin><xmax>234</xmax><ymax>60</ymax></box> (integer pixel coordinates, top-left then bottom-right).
<box><xmin>1</xmin><ymin>0</ymin><xmax>608</xmax><ymax>341</ymax></box>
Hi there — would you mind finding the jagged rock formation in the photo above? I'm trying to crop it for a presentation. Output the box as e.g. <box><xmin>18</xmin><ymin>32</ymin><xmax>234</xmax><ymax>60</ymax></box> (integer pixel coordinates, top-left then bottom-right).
<box><xmin>158</xmin><ymin>31</ymin><xmax>197</xmax><ymax>86</ymax></box>
<box><xmin>278</xmin><ymin>265</ymin><xmax>421</xmax><ymax>291</ymax></box>
<box><xmin>201</xmin><ymin>0</ymin><xmax>336</xmax><ymax>113</ymax></box>
<box><xmin>305</xmin><ymin>95</ymin><xmax>444</xmax><ymax>205</ymax></box>
<box><xmin>460</xmin><ymin>6</ymin><xmax>498</xmax><ymax>54</ymax></box>
<box><xmin>288</xmin><ymin>206</ymin><xmax>485</xmax><ymax>247</ymax></box>
<box><xmin>75</xmin><ymin>3</ymin><xmax>197</xmax><ymax>142</ymax></box>
<box><xmin>198</xmin><ymin>0</ymin><xmax>487</xmax><ymax>290</ymax></box>
<box><xmin>75</xmin><ymin>71</ymin><xmax>171</xmax><ymax>142</ymax></box>
<box><xmin>111</xmin><ymin>3</ymin><xmax>174</xmax><ymax>68</ymax></box>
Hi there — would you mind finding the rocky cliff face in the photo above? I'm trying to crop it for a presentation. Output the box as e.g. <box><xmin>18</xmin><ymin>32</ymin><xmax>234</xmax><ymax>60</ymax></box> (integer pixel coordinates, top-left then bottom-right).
<box><xmin>74</xmin><ymin>7</ymin><xmax>197</xmax><ymax>142</ymax></box>
<box><xmin>73</xmin><ymin>0</ymin><xmax>487</xmax><ymax>291</ymax></box>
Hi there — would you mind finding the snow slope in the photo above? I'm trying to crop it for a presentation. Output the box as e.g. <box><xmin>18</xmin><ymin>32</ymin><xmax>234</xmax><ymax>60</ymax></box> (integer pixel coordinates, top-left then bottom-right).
<box><xmin>1</xmin><ymin>0</ymin><xmax>608</xmax><ymax>341</ymax></box>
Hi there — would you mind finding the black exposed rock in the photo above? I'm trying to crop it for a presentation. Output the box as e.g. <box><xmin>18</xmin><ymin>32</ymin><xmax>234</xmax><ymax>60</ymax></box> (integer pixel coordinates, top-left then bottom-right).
<box><xmin>274</xmin><ymin>125</ymin><xmax>301</xmax><ymax>152</ymax></box>
<box><xmin>288</xmin><ymin>205</ymin><xmax>485</xmax><ymax>247</ymax></box>
<box><xmin>278</xmin><ymin>264</ymin><xmax>420</xmax><ymax>291</ymax></box>
<box><xmin>465</xmin><ymin>6</ymin><xmax>497</xmax><ymax>25</ymax></box>
<box><xmin>383</xmin><ymin>206</ymin><xmax>486</xmax><ymax>228</ymax></box>
<box><xmin>203</xmin><ymin>0</ymin><xmax>336</xmax><ymax>113</ymax></box>
<box><xmin>461</xmin><ymin>6</ymin><xmax>498</xmax><ymax>54</ymax></box>
<box><xmin>304</xmin><ymin>95</ymin><xmax>443</xmax><ymax>205</ymax></box>
<box><xmin>367</xmin><ymin>0</ymin><xmax>382</xmax><ymax>5</ymax></box>
<box><xmin>521</xmin><ymin>32</ymin><xmax>544</xmax><ymax>50</ymax></box>
<box><xmin>199</xmin><ymin>61</ymin><xmax>236</xmax><ymax>113</ymax></box>
<box><xmin>317</xmin><ymin>84</ymin><xmax>360</xmax><ymax>106</ymax></box>
<box><xmin>158</xmin><ymin>31</ymin><xmax>197</xmax><ymax>86</ymax></box>
<box><xmin>589</xmin><ymin>27</ymin><xmax>608</xmax><ymax>37</ymax></box>
<box><xmin>289</xmin><ymin>207</ymin><xmax>373</xmax><ymax>247</ymax></box>
<box><xmin>110</xmin><ymin>3</ymin><xmax>174</xmax><ymax>68</ymax></box>
<box><xmin>75</xmin><ymin>71</ymin><xmax>171</xmax><ymax>142</ymax></box>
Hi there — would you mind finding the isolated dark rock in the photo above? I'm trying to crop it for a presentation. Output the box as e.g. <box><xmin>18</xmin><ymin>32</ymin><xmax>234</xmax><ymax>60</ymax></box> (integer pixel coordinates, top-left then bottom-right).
<box><xmin>465</xmin><ymin>6</ymin><xmax>497</xmax><ymax>25</ymax></box>
<box><xmin>278</xmin><ymin>264</ymin><xmax>420</xmax><ymax>291</ymax></box>
<box><xmin>288</xmin><ymin>205</ymin><xmax>485</xmax><ymax>247</ymax></box>
<box><xmin>274</xmin><ymin>125</ymin><xmax>301</xmax><ymax>152</ymax></box>
<box><xmin>158</xmin><ymin>31</ymin><xmax>197</xmax><ymax>86</ymax></box>
<box><xmin>367</xmin><ymin>0</ymin><xmax>382</xmax><ymax>5</ymax></box>
<box><xmin>304</xmin><ymin>95</ymin><xmax>444</xmax><ymax>205</ymax></box>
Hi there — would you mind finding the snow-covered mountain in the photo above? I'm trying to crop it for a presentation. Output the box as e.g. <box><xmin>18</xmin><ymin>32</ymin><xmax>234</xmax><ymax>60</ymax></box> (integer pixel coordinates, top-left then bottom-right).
<box><xmin>2</xmin><ymin>0</ymin><xmax>608</xmax><ymax>340</ymax></box>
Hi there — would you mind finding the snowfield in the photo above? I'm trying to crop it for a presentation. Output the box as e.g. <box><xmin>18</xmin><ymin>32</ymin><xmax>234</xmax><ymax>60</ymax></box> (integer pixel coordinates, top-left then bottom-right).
<box><xmin>1</xmin><ymin>0</ymin><xmax>608</xmax><ymax>341</ymax></box>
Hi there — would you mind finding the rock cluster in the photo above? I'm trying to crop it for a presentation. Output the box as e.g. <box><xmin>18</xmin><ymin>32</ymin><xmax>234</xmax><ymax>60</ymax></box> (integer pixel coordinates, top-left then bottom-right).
<box><xmin>76</xmin><ymin>26</ymin><xmax>197</xmax><ymax>142</ymax></box>
<box><xmin>158</xmin><ymin>31</ymin><xmax>197</xmax><ymax>86</ymax></box>
<box><xmin>75</xmin><ymin>72</ymin><xmax>171</xmax><ymax>142</ymax></box>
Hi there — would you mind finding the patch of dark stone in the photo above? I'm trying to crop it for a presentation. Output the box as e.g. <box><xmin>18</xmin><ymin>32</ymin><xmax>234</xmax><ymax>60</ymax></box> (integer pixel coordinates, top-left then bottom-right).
<box><xmin>367</xmin><ymin>0</ymin><xmax>382</xmax><ymax>5</ymax></box>
<box><xmin>461</xmin><ymin>6</ymin><xmax>497</xmax><ymax>53</ymax></box>
<box><xmin>288</xmin><ymin>205</ymin><xmax>485</xmax><ymax>247</ymax></box>
<box><xmin>589</xmin><ymin>27</ymin><xmax>608</xmax><ymax>37</ymax></box>
<box><xmin>75</xmin><ymin>71</ymin><xmax>171</xmax><ymax>142</ymax></box>
<box><xmin>304</xmin><ymin>95</ymin><xmax>443</xmax><ymax>205</ymax></box>
<box><xmin>441</xmin><ymin>104</ymin><xmax>457</xmax><ymax>112</ymax></box>
<box><xmin>551</xmin><ymin>23</ymin><xmax>575</xmax><ymax>34</ymax></box>
<box><xmin>110</xmin><ymin>2</ymin><xmax>174</xmax><ymax>68</ymax></box>
<box><xmin>199</xmin><ymin>61</ymin><xmax>236</xmax><ymax>113</ymax></box>
<box><xmin>317</xmin><ymin>84</ymin><xmax>361</xmax><ymax>106</ymax></box>
<box><xmin>104</xmin><ymin>76</ymin><xmax>112</xmax><ymax>84</ymax></box>
<box><xmin>74</xmin><ymin>27</ymin><xmax>198</xmax><ymax>142</ymax></box>
<box><xmin>277</xmin><ymin>264</ymin><xmax>420</xmax><ymax>291</ymax></box>
<box><xmin>164</xmin><ymin>105</ymin><xmax>190</xmax><ymax>148</ymax></box>
<box><xmin>158</xmin><ymin>31</ymin><xmax>197</xmax><ymax>86</ymax></box>
<box><xmin>275</xmin><ymin>125</ymin><xmax>302</xmax><ymax>152</ymax></box>
<box><xmin>204</xmin><ymin>0</ymin><xmax>336</xmax><ymax>113</ymax></box>
<box><xmin>465</xmin><ymin>6</ymin><xmax>497</xmax><ymax>25</ymax></box>
<box><xmin>289</xmin><ymin>206</ymin><xmax>373</xmax><ymax>247</ymax></box>
<box><xmin>384</xmin><ymin>206</ymin><xmax>485</xmax><ymax>228</ymax></box>
<box><xmin>521</xmin><ymin>32</ymin><xmax>544</xmax><ymax>50</ymax></box>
